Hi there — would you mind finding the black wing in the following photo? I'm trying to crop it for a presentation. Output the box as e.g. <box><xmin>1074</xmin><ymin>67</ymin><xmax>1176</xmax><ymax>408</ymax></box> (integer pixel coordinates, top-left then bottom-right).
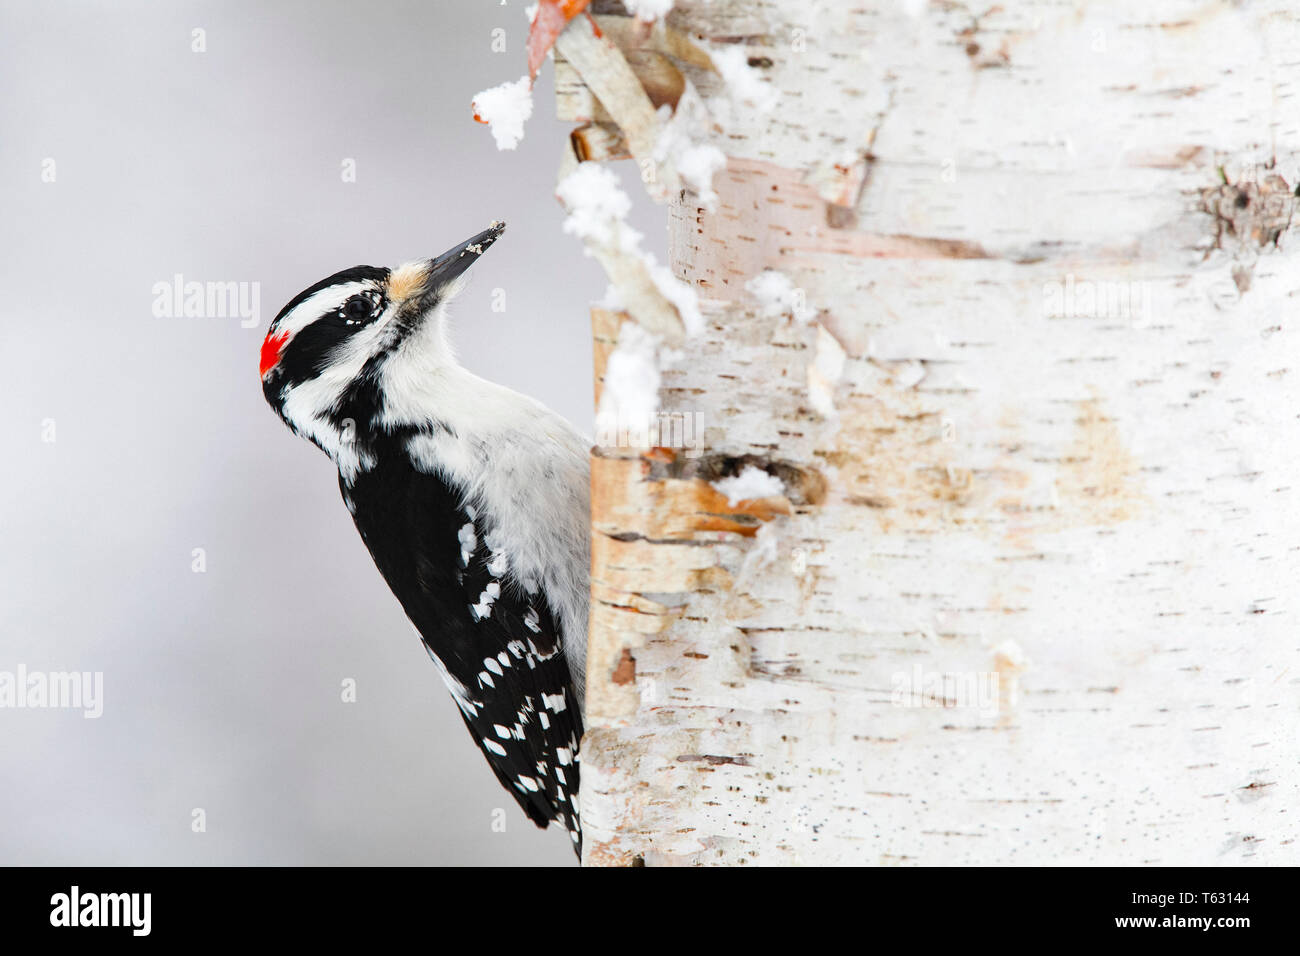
<box><xmin>342</xmin><ymin>458</ymin><xmax>583</xmax><ymax>854</ymax></box>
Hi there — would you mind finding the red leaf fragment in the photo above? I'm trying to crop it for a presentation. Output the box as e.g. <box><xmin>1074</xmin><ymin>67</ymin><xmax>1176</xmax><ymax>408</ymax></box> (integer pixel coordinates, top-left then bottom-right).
<box><xmin>527</xmin><ymin>0</ymin><xmax>592</xmax><ymax>81</ymax></box>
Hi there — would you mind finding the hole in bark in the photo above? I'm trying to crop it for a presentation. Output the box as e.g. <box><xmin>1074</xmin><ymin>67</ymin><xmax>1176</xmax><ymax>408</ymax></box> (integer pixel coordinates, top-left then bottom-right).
<box><xmin>649</xmin><ymin>453</ymin><xmax>827</xmax><ymax>506</ymax></box>
<box><xmin>1200</xmin><ymin>169</ymin><xmax>1297</xmax><ymax>253</ymax></box>
<box><xmin>611</xmin><ymin>648</ymin><xmax>637</xmax><ymax>685</ymax></box>
<box><xmin>826</xmin><ymin>204</ymin><xmax>858</xmax><ymax>230</ymax></box>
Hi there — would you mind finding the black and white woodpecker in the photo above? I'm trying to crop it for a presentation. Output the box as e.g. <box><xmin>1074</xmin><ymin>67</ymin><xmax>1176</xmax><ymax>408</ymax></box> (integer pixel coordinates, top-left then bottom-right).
<box><xmin>259</xmin><ymin>222</ymin><xmax>588</xmax><ymax>854</ymax></box>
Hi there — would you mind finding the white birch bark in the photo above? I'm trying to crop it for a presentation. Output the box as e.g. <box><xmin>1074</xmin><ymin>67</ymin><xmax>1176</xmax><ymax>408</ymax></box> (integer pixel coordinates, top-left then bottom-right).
<box><xmin>570</xmin><ymin>0</ymin><xmax>1300</xmax><ymax>865</ymax></box>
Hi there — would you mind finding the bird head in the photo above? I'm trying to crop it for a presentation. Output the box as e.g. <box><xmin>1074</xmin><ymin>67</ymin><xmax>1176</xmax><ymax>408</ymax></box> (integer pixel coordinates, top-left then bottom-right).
<box><xmin>259</xmin><ymin>221</ymin><xmax>505</xmax><ymax>466</ymax></box>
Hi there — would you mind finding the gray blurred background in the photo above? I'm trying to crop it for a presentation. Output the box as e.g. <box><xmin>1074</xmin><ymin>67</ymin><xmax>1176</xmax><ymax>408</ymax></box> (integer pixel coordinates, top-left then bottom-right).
<box><xmin>0</xmin><ymin>0</ymin><xmax>658</xmax><ymax>865</ymax></box>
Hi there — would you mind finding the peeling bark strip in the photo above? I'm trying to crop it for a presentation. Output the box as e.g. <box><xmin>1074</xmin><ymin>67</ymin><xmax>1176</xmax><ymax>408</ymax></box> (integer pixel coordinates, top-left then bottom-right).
<box><xmin>573</xmin><ymin>1</ymin><xmax>1300</xmax><ymax>865</ymax></box>
<box><xmin>555</xmin><ymin>14</ymin><xmax>682</xmax><ymax>199</ymax></box>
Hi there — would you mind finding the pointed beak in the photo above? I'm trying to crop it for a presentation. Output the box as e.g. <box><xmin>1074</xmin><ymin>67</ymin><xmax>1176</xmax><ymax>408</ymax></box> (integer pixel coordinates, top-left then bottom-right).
<box><xmin>415</xmin><ymin>220</ymin><xmax>506</xmax><ymax>306</ymax></box>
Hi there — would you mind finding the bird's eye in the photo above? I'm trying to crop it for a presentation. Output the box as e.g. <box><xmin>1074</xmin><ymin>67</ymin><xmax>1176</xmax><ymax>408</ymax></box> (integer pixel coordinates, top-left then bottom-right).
<box><xmin>340</xmin><ymin>293</ymin><xmax>378</xmax><ymax>325</ymax></box>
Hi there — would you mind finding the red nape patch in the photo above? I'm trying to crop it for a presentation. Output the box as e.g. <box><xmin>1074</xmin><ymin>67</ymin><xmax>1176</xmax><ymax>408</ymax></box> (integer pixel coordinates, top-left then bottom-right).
<box><xmin>259</xmin><ymin>329</ymin><xmax>290</xmax><ymax>377</ymax></box>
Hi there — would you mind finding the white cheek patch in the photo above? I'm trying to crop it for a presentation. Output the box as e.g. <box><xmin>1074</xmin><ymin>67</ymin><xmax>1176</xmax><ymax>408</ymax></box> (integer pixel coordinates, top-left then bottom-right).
<box><xmin>275</xmin><ymin>308</ymin><xmax>397</xmax><ymax>481</ymax></box>
<box><xmin>328</xmin><ymin>318</ymin><xmax>393</xmax><ymax>373</ymax></box>
<box><xmin>281</xmin><ymin>319</ymin><xmax>388</xmax><ymax>414</ymax></box>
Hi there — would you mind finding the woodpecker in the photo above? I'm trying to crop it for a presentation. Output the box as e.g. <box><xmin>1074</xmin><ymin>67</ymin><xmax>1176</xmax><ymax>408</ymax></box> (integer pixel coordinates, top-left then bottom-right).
<box><xmin>260</xmin><ymin>222</ymin><xmax>589</xmax><ymax>855</ymax></box>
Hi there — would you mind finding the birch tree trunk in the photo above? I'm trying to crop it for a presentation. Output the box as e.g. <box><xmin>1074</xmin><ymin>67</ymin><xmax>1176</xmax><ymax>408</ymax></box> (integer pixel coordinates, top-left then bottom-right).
<box><xmin>563</xmin><ymin>0</ymin><xmax>1300</xmax><ymax>866</ymax></box>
